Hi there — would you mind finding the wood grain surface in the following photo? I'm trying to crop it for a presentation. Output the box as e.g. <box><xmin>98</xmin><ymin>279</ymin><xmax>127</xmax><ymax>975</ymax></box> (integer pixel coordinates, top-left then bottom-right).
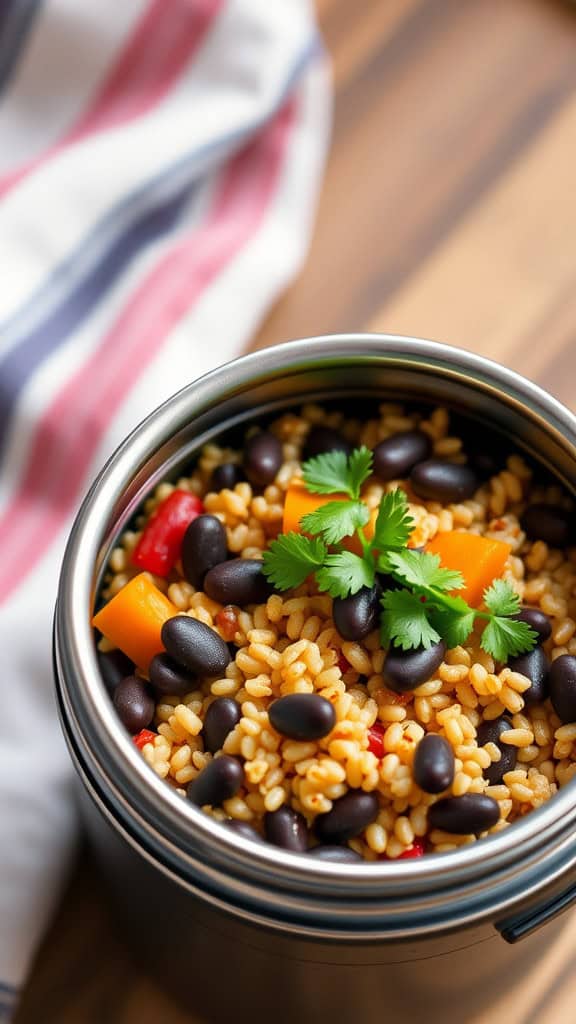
<box><xmin>15</xmin><ymin>1</ymin><xmax>576</xmax><ymax>1021</ymax></box>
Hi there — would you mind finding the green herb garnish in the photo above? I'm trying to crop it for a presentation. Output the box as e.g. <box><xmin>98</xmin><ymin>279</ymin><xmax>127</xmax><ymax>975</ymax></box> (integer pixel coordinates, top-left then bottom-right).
<box><xmin>302</xmin><ymin>445</ymin><xmax>373</xmax><ymax>499</ymax></box>
<box><xmin>261</xmin><ymin>447</ymin><xmax>537</xmax><ymax>661</ymax></box>
<box><xmin>301</xmin><ymin>499</ymin><xmax>370</xmax><ymax>546</ymax></box>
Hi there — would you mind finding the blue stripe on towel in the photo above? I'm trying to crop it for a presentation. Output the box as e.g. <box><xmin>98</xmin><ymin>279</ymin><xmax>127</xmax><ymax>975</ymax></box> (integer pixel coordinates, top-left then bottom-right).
<box><xmin>0</xmin><ymin>37</ymin><xmax>318</xmax><ymax>466</ymax></box>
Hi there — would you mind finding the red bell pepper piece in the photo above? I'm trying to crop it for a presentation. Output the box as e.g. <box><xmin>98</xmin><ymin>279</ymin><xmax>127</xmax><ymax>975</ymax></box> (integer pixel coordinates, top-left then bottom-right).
<box><xmin>132</xmin><ymin>489</ymin><xmax>203</xmax><ymax>577</ymax></box>
<box><xmin>133</xmin><ymin>729</ymin><xmax>156</xmax><ymax>749</ymax></box>
<box><xmin>216</xmin><ymin>605</ymin><xmax>240</xmax><ymax>641</ymax></box>
<box><xmin>337</xmin><ymin>651</ymin><xmax>351</xmax><ymax>675</ymax></box>
<box><xmin>397</xmin><ymin>838</ymin><xmax>426</xmax><ymax>859</ymax></box>
<box><xmin>367</xmin><ymin>721</ymin><xmax>385</xmax><ymax>759</ymax></box>
<box><xmin>379</xmin><ymin>837</ymin><xmax>426</xmax><ymax>861</ymax></box>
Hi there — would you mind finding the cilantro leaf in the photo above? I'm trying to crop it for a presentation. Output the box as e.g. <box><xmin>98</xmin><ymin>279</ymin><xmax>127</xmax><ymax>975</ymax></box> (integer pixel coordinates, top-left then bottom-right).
<box><xmin>347</xmin><ymin>446</ymin><xmax>373</xmax><ymax>499</ymax></box>
<box><xmin>483</xmin><ymin>578</ymin><xmax>521</xmax><ymax>617</ymax></box>
<box><xmin>385</xmin><ymin>549</ymin><xmax>465</xmax><ymax>592</ymax></box>
<box><xmin>302</xmin><ymin>445</ymin><xmax>372</xmax><ymax>500</ymax></box>
<box><xmin>315</xmin><ymin>551</ymin><xmax>374</xmax><ymax>598</ymax></box>
<box><xmin>300</xmin><ymin>499</ymin><xmax>369</xmax><ymax>545</ymax></box>
<box><xmin>480</xmin><ymin>616</ymin><xmax>537</xmax><ymax>662</ymax></box>
<box><xmin>380</xmin><ymin>590</ymin><xmax>441</xmax><ymax>651</ymax></box>
<box><xmin>302</xmin><ymin>450</ymin><xmax>352</xmax><ymax>497</ymax></box>
<box><xmin>372</xmin><ymin>489</ymin><xmax>414</xmax><ymax>551</ymax></box>
<box><xmin>262</xmin><ymin>533</ymin><xmax>327</xmax><ymax>591</ymax></box>
<box><xmin>428</xmin><ymin>604</ymin><xmax>476</xmax><ymax>650</ymax></box>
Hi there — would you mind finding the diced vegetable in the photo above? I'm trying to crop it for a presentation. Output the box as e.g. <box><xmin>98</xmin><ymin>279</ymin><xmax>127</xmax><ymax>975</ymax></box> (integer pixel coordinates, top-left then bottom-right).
<box><xmin>133</xmin><ymin>728</ymin><xmax>156</xmax><ymax>749</ymax></box>
<box><xmin>282</xmin><ymin>480</ymin><xmax>348</xmax><ymax>535</ymax></box>
<box><xmin>367</xmin><ymin>721</ymin><xmax>385</xmax><ymax>758</ymax></box>
<box><xmin>92</xmin><ymin>573</ymin><xmax>177</xmax><ymax>671</ymax></box>
<box><xmin>397</xmin><ymin>838</ymin><xmax>425</xmax><ymax>859</ymax></box>
<box><xmin>132</xmin><ymin>489</ymin><xmax>203</xmax><ymax>577</ymax></box>
<box><xmin>425</xmin><ymin>531</ymin><xmax>511</xmax><ymax>608</ymax></box>
<box><xmin>380</xmin><ymin>837</ymin><xmax>426</xmax><ymax>860</ymax></box>
<box><xmin>282</xmin><ymin>480</ymin><xmax>377</xmax><ymax>555</ymax></box>
<box><xmin>337</xmin><ymin>650</ymin><xmax>351</xmax><ymax>675</ymax></box>
<box><xmin>215</xmin><ymin>605</ymin><xmax>240</xmax><ymax>641</ymax></box>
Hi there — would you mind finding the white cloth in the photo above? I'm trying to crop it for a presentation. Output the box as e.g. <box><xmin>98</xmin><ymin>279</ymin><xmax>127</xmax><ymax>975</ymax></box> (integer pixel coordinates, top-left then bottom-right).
<box><xmin>0</xmin><ymin>1</ymin><xmax>330</xmax><ymax>1016</ymax></box>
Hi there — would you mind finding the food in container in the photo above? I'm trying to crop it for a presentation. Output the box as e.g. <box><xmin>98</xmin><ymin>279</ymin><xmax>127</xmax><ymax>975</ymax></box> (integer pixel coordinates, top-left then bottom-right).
<box><xmin>93</xmin><ymin>396</ymin><xmax>576</xmax><ymax>862</ymax></box>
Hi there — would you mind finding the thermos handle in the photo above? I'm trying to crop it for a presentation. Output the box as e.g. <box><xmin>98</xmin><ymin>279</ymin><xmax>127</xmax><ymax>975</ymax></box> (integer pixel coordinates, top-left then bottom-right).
<box><xmin>497</xmin><ymin>881</ymin><xmax>576</xmax><ymax>943</ymax></box>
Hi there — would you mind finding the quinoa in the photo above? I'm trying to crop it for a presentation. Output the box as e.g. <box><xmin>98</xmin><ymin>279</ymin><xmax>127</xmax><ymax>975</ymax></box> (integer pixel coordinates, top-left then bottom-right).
<box><xmin>96</xmin><ymin>401</ymin><xmax>576</xmax><ymax>860</ymax></box>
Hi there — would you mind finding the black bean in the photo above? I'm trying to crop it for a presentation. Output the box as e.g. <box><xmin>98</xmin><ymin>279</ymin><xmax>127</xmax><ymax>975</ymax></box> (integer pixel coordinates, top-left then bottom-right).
<box><xmin>333</xmin><ymin>584</ymin><xmax>381</xmax><ymax>641</ymax></box>
<box><xmin>476</xmin><ymin>716</ymin><xmax>517</xmax><ymax>784</ymax></box>
<box><xmin>315</xmin><ymin>791</ymin><xmax>379</xmax><ymax>844</ymax></box>
<box><xmin>468</xmin><ymin>451</ymin><xmax>500</xmax><ymax>481</ymax></box>
<box><xmin>186</xmin><ymin>755</ymin><xmax>244</xmax><ymax>807</ymax></box>
<box><xmin>149</xmin><ymin>652</ymin><xmax>196</xmax><ymax>696</ymax></box>
<box><xmin>223</xmin><ymin>819</ymin><xmax>262</xmax><ymax>842</ymax></box>
<box><xmin>376</xmin><ymin>571</ymin><xmax>402</xmax><ymax>592</ymax></box>
<box><xmin>210</xmin><ymin>463</ymin><xmax>243</xmax><ymax>492</ymax></box>
<box><xmin>243</xmin><ymin>431</ymin><xmax>283</xmax><ymax>487</ymax></box>
<box><xmin>383</xmin><ymin>641</ymin><xmax>446</xmax><ymax>693</ymax></box>
<box><xmin>303</xmin><ymin>426</ymin><xmax>353</xmax><ymax>460</ymax></box>
<box><xmin>161</xmin><ymin>615</ymin><xmax>231</xmax><ymax>676</ymax></box>
<box><xmin>521</xmin><ymin>503</ymin><xmax>572</xmax><ymax>548</ymax></box>
<box><xmin>307</xmin><ymin>846</ymin><xmax>363</xmax><ymax>864</ymax></box>
<box><xmin>508</xmin><ymin>645</ymin><xmax>550</xmax><ymax>705</ymax></box>
<box><xmin>428</xmin><ymin>794</ymin><xmax>500</xmax><ymax>835</ymax></box>
<box><xmin>97</xmin><ymin>649</ymin><xmax>134</xmax><ymax>694</ymax></box>
<box><xmin>203</xmin><ymin>697</ymin><xmax>242</xmax><ymax>753</ymax></box>
<box><xmin>413</xmin><ymin>734</ymin><xmax>455</xmax><ymax>794</ymax></box>
<box><xmin>181</xmin><ymin>514</ymin><xmax>228</xmax><ymax>589</ymax></box>
<box><xmin>113</xmin><ymin>675</ymin><xmax>155</xmax><ymax>733</ymax></box>
<box><xmin>549</xmin><ymin>655</ymin><xmax>576</xmax><ymax>723</ymax></box>
<box><xmin>264</xmin><ymin>806</ymin><xmax>309</xmax><ymax>852</ymax></box>
<box><xmin>203</xmin><ymin>558</ymin><xmax>273</xmax><ymax>606</ymax></box>
<box><xmin>373</xmin><ymin>430</ymin><xmax>432</xmax><ymax>482</ymax></box>
<box><xmin>269</xmin><ymin>694</ymin><xmax>336</xmax><ymax>741</ymax></box>
<box><xmin>512</xmin><ymin>607</ymin><xmax>552</xmax><ymax>643</ymax></box>
<box><xmin>410</xmin><ymin>460</ymin><xmax>478</xmax><ymax>503</ymax></box>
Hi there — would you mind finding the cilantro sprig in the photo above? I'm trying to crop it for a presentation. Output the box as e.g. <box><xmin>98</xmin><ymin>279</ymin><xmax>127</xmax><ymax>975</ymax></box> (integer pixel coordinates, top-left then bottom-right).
<box><xmin>302</xmin><ymin>445</ymin><xmax>373</xmax><ymax>499</ymax></box>
<box><xmin>263</xmin><ymin>533</ymin><xmax>327</xmax><ymax>591</ymax></box>
<box><xmin>379</xmin><ymin>550</ymin><xmax>535</xmax><ymax>660</ymax></box>
<box><xmin>261</xmin><ymin>446</ymin><xmax>537</xmax><ymax>661</ymax></box>
<box><xmin>301</xmin><ymin>499</ymin><xmax>369</xmax><ymax>545</ymax></box>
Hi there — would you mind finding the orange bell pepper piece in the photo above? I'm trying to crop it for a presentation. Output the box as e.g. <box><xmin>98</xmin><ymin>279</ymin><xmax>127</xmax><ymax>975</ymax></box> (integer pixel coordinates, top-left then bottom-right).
<box><xmin>92</xmin><ymin>573</ymin><xmax>177</xmax><ymax>672</ymax></box>
<box><xmin>282</xmin><ymin>480</ymin><xmax>347</xmax><ymax>535</ymax></box>
<box><xmin>426</xmin><ymin>532</ymin><xmax>511</xmax><ymax>608</ymax></box>
<box><xmin>282</xmin><ymin>480</ymin><xmax>378</xmax><ymax>555</ymax></box>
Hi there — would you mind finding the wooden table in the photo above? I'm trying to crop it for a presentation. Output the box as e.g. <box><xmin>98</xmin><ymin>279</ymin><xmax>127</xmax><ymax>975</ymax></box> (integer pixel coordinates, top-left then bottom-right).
<box><xmin>15</xmin><ymin>1</ymin><xmax>576</xmax><ymax>1020</ymax></box>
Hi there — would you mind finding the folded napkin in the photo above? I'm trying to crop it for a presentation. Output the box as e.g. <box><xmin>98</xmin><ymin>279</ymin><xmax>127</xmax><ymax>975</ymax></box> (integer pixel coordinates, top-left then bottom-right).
<box><xmin>0</xmin><ymin>1</ymin><xmax>330</xmax><ymax>1017</ymax></box>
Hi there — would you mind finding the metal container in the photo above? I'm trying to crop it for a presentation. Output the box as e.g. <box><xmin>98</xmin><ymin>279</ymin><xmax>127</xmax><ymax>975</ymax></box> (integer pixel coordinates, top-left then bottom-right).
<box><xmin>54</xmin><ymin>335</ymin><xmax>576</xmax><ymax>1023</ymax></box>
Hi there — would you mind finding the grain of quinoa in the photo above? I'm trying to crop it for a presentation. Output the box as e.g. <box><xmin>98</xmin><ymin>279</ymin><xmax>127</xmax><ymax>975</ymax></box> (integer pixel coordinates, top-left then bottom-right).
<box><xmin>97</xmin><ymin>402</ymin><xmax>576</xmax><ymax>860</ymax></box>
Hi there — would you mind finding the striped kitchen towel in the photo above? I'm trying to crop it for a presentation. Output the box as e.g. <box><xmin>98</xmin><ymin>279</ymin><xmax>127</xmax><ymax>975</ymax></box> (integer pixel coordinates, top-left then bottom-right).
<box><xmin>0</xmin><ymin>0</ymin><xmax>330</xmax><ymax>1016</ymax></box>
